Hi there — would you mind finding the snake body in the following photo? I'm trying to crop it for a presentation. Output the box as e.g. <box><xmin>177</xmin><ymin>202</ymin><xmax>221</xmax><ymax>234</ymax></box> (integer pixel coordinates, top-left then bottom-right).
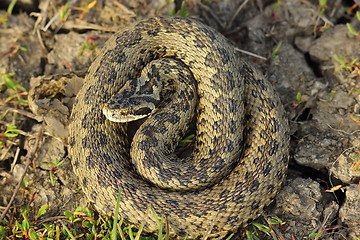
<box><xmin>69</xmin><ymin>17</ymin><xmax>289</xmax><ymax>239</ymax></box>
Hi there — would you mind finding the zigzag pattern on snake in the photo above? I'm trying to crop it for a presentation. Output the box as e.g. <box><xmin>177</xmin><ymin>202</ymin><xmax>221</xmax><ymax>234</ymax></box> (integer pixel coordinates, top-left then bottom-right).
<box><xmin>68</xmin><ymin>17</ymin><xmax>290</xmax><ymax>239</ymax></box>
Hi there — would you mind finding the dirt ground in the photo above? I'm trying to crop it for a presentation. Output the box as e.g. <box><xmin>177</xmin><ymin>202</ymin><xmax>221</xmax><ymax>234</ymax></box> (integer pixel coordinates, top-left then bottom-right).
<box><xmin>0</xmin><ymin>0</ymin><xmax>360</xmax><ymax>239</ymax></box>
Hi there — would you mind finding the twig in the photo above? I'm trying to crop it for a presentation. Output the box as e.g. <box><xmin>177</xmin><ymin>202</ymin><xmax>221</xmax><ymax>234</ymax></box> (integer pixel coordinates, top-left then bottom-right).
<box><xmin>0</xmin><ymin>127</ymin><xmax>43</xmax><ymax>221</ymax></box>
<box><xmin>235</xmin><ymin>47</ymin><xmax>267</xmax><ymax>61</ymax></box>
<box><xmin>37</xmin><ymin>215</ymin><xmax>68</xmax><ymax>224</ymax></box>
<box><xmin>112</xmin><ymin>0</ymin><xmax>136</xmax><ymax>18</ymax></box>
<box><xmin>267</xmin><ymin>218</ymin><xmax>286</xmax><ymax>240</ymax></box>
<box><xmin>318</xmin><ymin>14</ymin><xmax>334</xmax><ymax>27</ymax></box>
<box><xmin>30</xmin><ymin>0</ymin><xmax>50</xmax><ymax>50</ymax></box>
<box><xmin>226</xmin><ymin>0</ymin><xmax>250</xmax><ymax>30</ymax></box>
<box><xmin>42</xmin><ymin>11</ymin><xmax>60</xmax><ymax>32</ymax></box>
<box><xmin>329</xmin><ymin>0</ymin><xmax>341</xmax><ymax>18</ymax></box>
<box><xmin>62</xmin><ymin>19</ymin><xmax>119</xmax><ymax>32</ymax></box>
<box><xmin>59</xmin><ymin>220</ymin><xmax>76</xmax><ymax>240</ymax></box>
<box><xmin>326</xmin><ymin>124</ymin><xmax>360</xmax><ymax>135</ymax></box>
<box><xmin>197</xmin><ymin>2</ymin><xmax>225</xmax><ymax>29</ymax></box>
<box><xmin>10</xmin><ymin>147</ymin><xmax>20</xmax><ymax>173</ymax></box>
<box><xmin>0</xmin><ymin>142</ymin><xmax>14</xmax><ymax>161</ymax></box>
<box><xmin>1</xmin><ymin>106</ymin><xmax>43</xmax><ymax>122</ymax></box>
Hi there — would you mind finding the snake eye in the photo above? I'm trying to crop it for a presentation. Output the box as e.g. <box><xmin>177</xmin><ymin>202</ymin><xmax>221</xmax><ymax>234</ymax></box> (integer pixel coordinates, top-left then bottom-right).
<box><xmin>120</xmin><ymin>109</ymin><xmax>130</xmax><ymax>115</ymax></box>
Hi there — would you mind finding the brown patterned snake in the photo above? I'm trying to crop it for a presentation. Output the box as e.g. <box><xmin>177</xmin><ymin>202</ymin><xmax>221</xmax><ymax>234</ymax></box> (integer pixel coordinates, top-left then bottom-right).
<box><xmin>68</xmin><ymin>17</ymin><xmax>290</xmax><ymax>239</ymax></box>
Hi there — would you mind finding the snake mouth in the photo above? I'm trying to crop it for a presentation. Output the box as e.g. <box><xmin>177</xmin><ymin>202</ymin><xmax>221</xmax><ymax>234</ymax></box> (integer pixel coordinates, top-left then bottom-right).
<box><xmin>103</xmin><ymin>101</ymin><xmax>156</xmax><ymax>123</ymax></box>
<box><xmin>103</xmin><ymin>110</ymin><xmax>151</xmax><ymax>123</ymax></box>
<box><xmin>132</xmin><ymin>107</ymin><xmax>153</xmax><ymax>116</ymax></box>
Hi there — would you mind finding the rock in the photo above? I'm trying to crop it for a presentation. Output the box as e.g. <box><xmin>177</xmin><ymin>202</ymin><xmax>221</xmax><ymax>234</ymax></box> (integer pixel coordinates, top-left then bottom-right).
<box><xmin>312</xmin><ymin>87</ymin><xmax>359</xmax><ymax>134</ymax></box>
<box><xmin>339</xmin><ymin>184</ymin><xmax>360</xmax><ymax>239</ymax></box>
<box><xmin>12</xmin><ymin>163</ymin><xmax>26</xmax><ymax>183</ymax></box>
<box><xmin>294</xmin><ymin>131</ymin><xmax>342</xmax><ymax>170</ymax></box>
<box><xmin>46</xmin><ymin>32</ymin><xmax>104</xmax><ymax>74</ymax></box>
<box><xmin>38</xmin><ymin>137</ymin><xmax>66</xmax><ymax>170</ymax></box>
<box><xmin>268</xmin><ymin>42</ymin><xmax>316</xmax><ymax>103</ymax></box>
<box><xmin>294</xmin><ymin>36</ymin><xmax>314</xmax><ymax>53</ymax></box>
<box><xmin>309</xmin><ymin>25</ymin><xmax>360</xmax><ymax>63</ymax></box>
<box><xmin>271</xmin><ymin>177</ymin><xmax>338</xmax><ymax>239</ymax></box>
<box><xmin>331</xmin><ymin>89</ymin><xmax>355</xmax><ymax>109</ymax></box>
<box><xmin>330</xmin><ymin>151</ymin><xmax>360</xmax><ymax>184</ymax></box>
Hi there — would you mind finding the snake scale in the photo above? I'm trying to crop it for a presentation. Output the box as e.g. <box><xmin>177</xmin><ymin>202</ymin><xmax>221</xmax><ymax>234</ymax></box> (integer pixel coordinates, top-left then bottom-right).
<box><xmin>68</xmin><ymin>17</ymin><xmax>290</xmax><ymax>239</ymax></box>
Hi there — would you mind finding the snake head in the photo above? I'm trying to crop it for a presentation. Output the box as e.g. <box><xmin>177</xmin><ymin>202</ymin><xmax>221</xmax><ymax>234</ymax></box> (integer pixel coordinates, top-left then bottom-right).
<box><xmin>102</xmin><ymin>95</ymin><xmax>157</xmax><ymax>122</ymax></box>
<box><xmin>102</xmin><ymin>68</ymin><xmax>162</xmax><ymax>123</ymax></box>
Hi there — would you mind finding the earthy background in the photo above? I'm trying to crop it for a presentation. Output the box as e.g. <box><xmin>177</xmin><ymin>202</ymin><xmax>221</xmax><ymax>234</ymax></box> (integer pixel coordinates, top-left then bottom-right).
<box><xmin>0</xmin><ymin>0</ymin><xmax>359</xmax><ymax>239</ymax></box>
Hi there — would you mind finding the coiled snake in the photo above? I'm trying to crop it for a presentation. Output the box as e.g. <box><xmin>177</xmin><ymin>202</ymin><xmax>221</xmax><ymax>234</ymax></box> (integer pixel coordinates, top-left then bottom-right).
<box><xmin>69</xmin><ymin>17</ymin><xmax>289</xmax><ymax>239</ymax></box>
